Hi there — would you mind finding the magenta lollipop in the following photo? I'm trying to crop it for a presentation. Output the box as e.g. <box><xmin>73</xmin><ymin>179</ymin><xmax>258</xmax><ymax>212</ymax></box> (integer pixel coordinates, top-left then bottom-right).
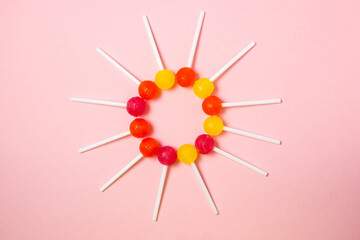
<box><xmin>195</xmin><ymin>134</ymin><xmax>215</xmax><ymax>154</ymax></box>
<box><xmin>126</xmin><ymin>96</ymin><xmax>147</xmax><ymax>117</ymax></box>
<box><xmin>157</xmin><ymin>146</ymin><xmax>177</xmax><ymax>166</ymax></box>
<box><xmin>153</xmin><ymin>146</ymin><xmax>177</xmax><ymax>221</ymax></box>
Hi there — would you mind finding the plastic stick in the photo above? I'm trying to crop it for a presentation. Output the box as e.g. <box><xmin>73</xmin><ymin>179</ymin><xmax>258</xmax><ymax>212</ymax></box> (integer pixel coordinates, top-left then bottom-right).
<box><xmin>153</xmin><ymin>165</ymin><xmax>168</xmax><ymax>221</ymax></box>
<box><xmin>71</xmin><ymin>97</ymin><xmax>126</xmax><ymax>107</ymax></box>
<box><xmin>142</xmin><ymin>15</ymin><xmax>164</xmax><ymax>70</ymax></box>
<box><xmin>100</xmin><ymin>154</ymin><xmax>143</xmax><ymax>192</ymax></box>
<box><xmin>213</xmin><ymin>147</ymin><xmax>268</xmax><ymax>176</ymax></box>
<box><xmin>223</xmin><ymin>126</ymin><xmax>281</xmax><ymax>145</ymax></box>
<box><xmin>191</xmin><ymin>162</ymin><xmax>218</xmax><ymax>214</ymax></box>
<box><xmin>187</xmin><ymin>11</ymin><xmax>205</xmax><ymax>68</ymax></box>
<box><xmin>79</xmin><ymin>131</ymin><xmax>131</xmax><ymax>153</ymax></box>
<box><xmin>222</xmin><ymin>99</ymin><xmax>281</xmax><ymax>107</ymax></box>
<box><xmin>96</xmin><ymin>47</ymin><xmax>141</xmax><ymax>85</ymax></box>
<box><xmin>209</xmin><ymin>42</ymin><xmax>255</xmax><ymax>82</ymax></box>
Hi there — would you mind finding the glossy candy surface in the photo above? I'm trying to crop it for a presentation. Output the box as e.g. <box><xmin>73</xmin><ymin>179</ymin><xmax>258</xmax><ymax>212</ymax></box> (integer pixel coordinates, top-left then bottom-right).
<box><xmin>203</xmin><ymin>116</ymin><xmax>224</xmax><ymax>136</ymax></box>
<box><xmin>195</xmin><ymin>134</ymin><xmax>215</xmax><ymax>154</ymax></box>
<box><xmin>202</xmin><ymin>96</ymin><xmax>222</xmax><ymax>115</ymax></box>
<box><xmin>155</xmin><ymin>69</ymin><xmax>175</xmax><ymax>90</ymax></box>
<box><xmin>175</xmin><ymin>67</ymin><xmax>196</xmax><ymax>87</ymax></box>
<box><xmin>177</xmin><ymin>144</ymin><xmax>198</xmax><ymax>164</ymax></box>
<box><xmin>126</xmin><ymin>96</ymin><xmax>147</xmax><ymax>117</ymax></box>
<box><xmin>129</xmin><ymin>118</ymin><xmax>150</xmax><ymax>138</ymax></box>
<box><xmin>193</xmin><ymin>78</ymin><xmax>214</xmax><ymax>98</ymax></box>
<box><xmin>157</xmin><ymin>146</ymin><xmax>177</xmax><ymax>166</ymax></box>
<box><xmin>140</xmin><ymin>138</ymin><xmax>160</xmax><ymax>157</ymax></box>
<box><xmin>138</xmin><ymin>81</ymin><xmax>159</xmax><ymax>100</ymax></box>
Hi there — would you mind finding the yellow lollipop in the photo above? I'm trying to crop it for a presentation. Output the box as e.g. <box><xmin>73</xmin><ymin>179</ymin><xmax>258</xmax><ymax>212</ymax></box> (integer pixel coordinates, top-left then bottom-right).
<box><xmin>193</xmin><ymin>78</ymin><xmax>214</xmax><ymax>98</ymax></box>
<box><xmin>155</xmin><ymin>69</ymin><xmax>175</xmax><ymax>90</ymax></box>
<box><xmin>203</xmin><ymin>116</ymin><xmax>224</xmax><ymax>136</ymax></box>
<box><xmin>177</xmin><ymin>144</ymin><xmax>198</xmax><ymax>164</ymax></box>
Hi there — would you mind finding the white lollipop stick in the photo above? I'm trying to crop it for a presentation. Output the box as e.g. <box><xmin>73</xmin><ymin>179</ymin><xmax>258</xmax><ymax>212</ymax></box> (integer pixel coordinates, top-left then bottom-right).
<box><xmin>153</xmin><ymin>165</ymin><xmax>168</xmax><ymax>221</ymax></box>
<box><xmin>222</xmin><ymin>99</ymin><xmax>282</xmax><ymax>107</ymax></box>
<box><xmin>96</xmin><ymin>47</ymin><xmax>141</xmax><ymax>85</ymax></box>
<box><xmin>71</xmin><ymin>97</ymin><xmax>126</xmax><ymax>107</ymax></box>
<box><xmin>213</xmin><ymin>147</ymin><xmax>268</xmax><ymax>176</ymax></box>
<box><xmin>143</xmin><ymin>15</ymin><xmax>164</xmax><ymax>70</ymax></box>
<box><xmin>209</xmin><ymin>42</ymin><xmax>256</xmax><ymax>82</ymax></box>
<box><xmin>223</xmin><ymin>126</ymin><xmax>281</xmax><ymax>145</ymax></box>
<box><xmin>191</xmin><ymin>162</ymin><xmax>218</xmax><ymax>215</ymax></box>
<box><xmin>100</xmin><ymin>154</ymin><xmax>143</xmax><ymax>192</ymax></box>
<box><xmin>79</xmin><ymin>131</ymin><xmax>131</xmax><ymax>153</ymax></box>
<box><xmin>187</xmin><ymin>11</ymin><xmax>205</xmax><ymax>68</ymax></box>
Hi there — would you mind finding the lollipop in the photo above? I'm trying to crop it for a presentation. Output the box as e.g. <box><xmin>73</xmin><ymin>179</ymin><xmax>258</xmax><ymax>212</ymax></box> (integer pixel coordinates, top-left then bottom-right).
<box><xmin>202</xmin><ymin>97</ymin><xmax>282</xmax><ymax>115</ymax></box>
<box><xmin>129</xmin><ymin>118</ymin><xmax>150</xmax><ymax>138</ymax></box>
<box><xmin>78</xmin><ymin>118</ymin><xmax>150</xmax><ymax>153</ymax></box>
<box><xmin>153</xmin><ymin>146</ymin><xmax>177</xmax><ymax>221</ymax></box>
<box><xmin>175</xmin><ymin>11</ymin><xmax>205</xmax><ymax>87</ymax></box>
<box><xmin>138</xmin><ymin>80</ymin><xmax>159</xmax><ymax>100</ymax></box>
<box><xmin>202</xmin><ymin>96</ymin><xmax>222</xmax><ymax>116</ymax></box>
<box><xmin>195</xmin><ymin>134</ymin><xmax>215</xmax><ymax>154</ymax></box>
<box><xmin>126</xmin><ymin>96</ymin><xmax>147</xmax><ymax>117</ymax></box>
<box><xmin>193</xmin><ymin>42</ymin><xmax>256</xmax><ymax>98</ymax></box>
<box><xmin>177</xmin><ymin>144</ymin><xmax>218</xmax><ymax>215</ymax></box>
<box><xmin>155</xmin><ymin>69</ymin><xmax>175</xmax><ymax>90</ymax></box>
<box><xmin>96</xmin><ymin>47</ymin><xmax>160</xmax><ymax>101</ymax></box>
<box><xmin>143</xmin><ymin>15</ymin><xmax>175</xmax><ymax>90</ymax></box>
<box><xmin>175</xmin><ymin>67</ymin><xmax>196</xmax><ymax>87</ymax></box>
<box><xmin>204</xmin><ymin>116</ymin><xmax>281</xmax><ymax>144</ymax></box>
<box><xmin>70</xmin><ymin>96</ymin><xmax>148</xmax><ymax>118</ymax></box>
<box><xmin>195</xmin><ymin>134</ymin><xmax>268</xmax><ymax>176</ymax></box>
<box><xmin>100</xmin><ymin>138</ymin><xmax>160</xmax><ymax>192</ymax></box>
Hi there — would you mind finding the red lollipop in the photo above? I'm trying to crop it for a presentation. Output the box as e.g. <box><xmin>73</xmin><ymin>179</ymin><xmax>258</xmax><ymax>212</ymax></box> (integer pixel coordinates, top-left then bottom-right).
<box><xmin>126</xmin><ymin>96</ymin><xmax>147</xmax><ymax>117</ymax></box>
<box><xmin>195</xmin><ymin>134</ymin><xmax>215</xmax><ymax>154</ymax></box>
<box><xmin>175</xmin><ymin>67</ymin><xmax>196</xmax><ymax>87</ymax></box>
<box><xmin>157</xmin><ymin>146</ymin><xmax>177</xmax><ymax>166</ymax></box>
<box><xmin>138</xmin><ymin>81</ymin><xmax>159</xmax><ymax>100</ymax></box>
<box><xmin>140</xmin><ymin>138</ymin><xmax>160</xmax><ymax>157</ymax></box>
<box><xmin>129</xmin><ymin>118</ymin><xmax>150</xmax><ymax>138</ymax></box>
<box><xmin>202</xmin><ymin>96</ymin><xmax>222</xmax><ymax>115</ymax></box>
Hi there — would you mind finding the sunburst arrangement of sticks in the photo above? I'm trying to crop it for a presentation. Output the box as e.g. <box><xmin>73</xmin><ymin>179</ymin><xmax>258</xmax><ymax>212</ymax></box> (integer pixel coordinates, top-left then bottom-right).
<box><xmin>71</xmin><ymin>11</ymin><xmax>281</xmax><ymax>221</ymax></box>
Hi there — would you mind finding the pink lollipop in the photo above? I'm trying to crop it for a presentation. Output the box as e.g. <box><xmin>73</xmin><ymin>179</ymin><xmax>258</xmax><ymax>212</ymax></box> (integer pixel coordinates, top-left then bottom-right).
<box><xmin>195</xmin><ymin>134</ymin><xmax>215</xmax><ymax>154</ymax></box>
<box><xmin>195</xmin><ymin>134</ymin><xmax>268</xmax><ymax>176</ymax></box>
<box><xmin>157</xmin><ymin>146</ymin><xmax>177</xmax><ymax>166</ymax></box>
<box><xmin>126</xmin><ymin>96</ymin><xmax>147</xmax><ymax>117</ymax></box>
<box><xmin>153</xmin><ymin>146</ymin><xmax>177</xmax><ymax>221</ymax></box>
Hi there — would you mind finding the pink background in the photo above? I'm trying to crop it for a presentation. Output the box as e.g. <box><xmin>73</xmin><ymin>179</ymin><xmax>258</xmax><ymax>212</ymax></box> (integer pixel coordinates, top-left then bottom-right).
<box><xmin>1</xmin><ymin>0</ymin><xmax>360</xmax><ymax>239</ymax></box>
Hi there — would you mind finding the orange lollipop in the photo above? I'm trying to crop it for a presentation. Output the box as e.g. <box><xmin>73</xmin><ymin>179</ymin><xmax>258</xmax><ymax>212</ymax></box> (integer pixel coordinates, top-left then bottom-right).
<box><xmin>202</xmin><ymin>96</ymin><xmax>222</xmax><ymax>115</ymax></box>
<box><xmin>140</xmin><ymin>138</ymin><xmax>160</xmax><ymax>157</ymax></box>
<box><xmin>175</xmin><ymin>67</ymin><xmax>196</xmax><ymax>87</ymax></box>
<box><xmin>138</xmin><ymin>81</ymin><xmax>159</xmax><ymax>100</ymax></box>
<box><xmin>130</xmin><ymin>118</ymin><xmax>150</xmax><ymax>138</ymax></box>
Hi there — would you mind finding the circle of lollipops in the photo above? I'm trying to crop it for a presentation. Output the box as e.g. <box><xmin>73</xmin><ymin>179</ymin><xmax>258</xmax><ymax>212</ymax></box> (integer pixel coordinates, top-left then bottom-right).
<box><xmin>71</xmin><ymin>11</ymin><xmax>282</xmax><ymax>221</ymax></box>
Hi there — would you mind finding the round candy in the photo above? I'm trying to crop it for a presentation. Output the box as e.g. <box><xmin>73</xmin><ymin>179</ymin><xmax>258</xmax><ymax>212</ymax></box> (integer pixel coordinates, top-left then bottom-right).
<box><xmin>157</xmin><ymin>146</ymin><xmax>177</xmax><ymax>166</ymax></box>
<box><xmin>155</xmin><ymin>69</ymin><xmax>175</xmax><ymax>90</ymax></box>
<box><xmin>129</xmin><ymin>118</ymin><xmax>150</xmax><ymax>138</ymax></box>
<box><xmin>202</xmin><ymin>96</ymin><xmax>222</xmax><ymax>115</ymax></box>
<box><xmin>177</xmin><ymin>144</ymin><xmax>198</xmax><ymax>164</ymax></box>
<box><xmin>175</xmin><ymin>67</ymin><xmax>196</xmax><ymax>87</ymax></box>
<box><xmin>203</xmin><ymin>116</ymin><xmax>224</xmax><ymax>136</ymax></box>
<box><xmin>193</xmin><ymin>78</ymin><xmax>214</xmax><ymax>98</ymax></box>
<box><xmin>139</xmin><ymin>137</ymin><xmax>160</xmax><ymax>157</ymax></box>
<box><xmin>126</xmin><ymin>96</ymin><xmax>147</xmax><ymax>117</ymax></box>
<box><xmin>138</xmin><ymin>81</ymin><xmax>159</xmax><ymax>100</ymax></box>
<box><xmin>195</xmin><ymin>134</ymin><xmax>215</xmax><ymax>154</ymax></box>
